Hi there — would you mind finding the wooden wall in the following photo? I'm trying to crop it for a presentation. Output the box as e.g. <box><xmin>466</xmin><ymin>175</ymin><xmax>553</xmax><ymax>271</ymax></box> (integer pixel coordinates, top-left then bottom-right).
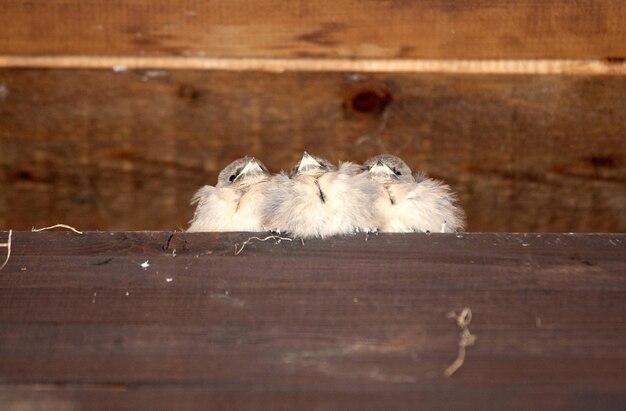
<box><xmin>1</xmin><ymin>0</ymin><xmax>624</xmax><ymax>58</ymax></box>
<box><xmin>0</xmin><ymin>1</ymin><xmax>625</xmax><ymax>232</ymax></box>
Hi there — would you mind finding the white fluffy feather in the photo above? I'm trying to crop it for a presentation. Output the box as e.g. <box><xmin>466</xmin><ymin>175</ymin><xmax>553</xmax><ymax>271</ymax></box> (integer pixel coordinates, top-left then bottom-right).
<box><xmin>264</xmin><ymin>162</ymin><xmax>381</xmax><ymax>238</ymax></box>
<box><xmin>187</xmin><ymin>157</ymin><xmax>270</xmax><ymax>232</ymax></box>
<box><xmin>375</xmin><ymin>177</ymin><xmax>464</xmax><ymax>233</ymax></box>
<box><xmin>187</xmin><ymin>182</ymin><xmax>269</xmax><ymax>232</ymax></box>
<box><xmin>364</xmin><ymin>154</ymin><xmax>464</xmax><ymax>233</ymax></box>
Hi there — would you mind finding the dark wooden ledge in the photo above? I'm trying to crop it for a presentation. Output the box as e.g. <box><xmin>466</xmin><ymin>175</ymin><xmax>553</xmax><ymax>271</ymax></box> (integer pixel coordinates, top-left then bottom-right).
<box><xmin>0</xmin><ymin>231</ymin><xmax>625</xmax><ymax>410</ymax></box>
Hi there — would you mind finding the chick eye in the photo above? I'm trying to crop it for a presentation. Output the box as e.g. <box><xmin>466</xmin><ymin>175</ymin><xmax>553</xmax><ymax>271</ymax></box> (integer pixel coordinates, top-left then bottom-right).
<box><xmin>228</xmin><ymin>174</ymin><xmax>237</xmax><ymax>182</ymax></box>
<box><xmin>394</xmin><ymin>169</ymin><xmax>402</xmax><ymax>176</ymax></box>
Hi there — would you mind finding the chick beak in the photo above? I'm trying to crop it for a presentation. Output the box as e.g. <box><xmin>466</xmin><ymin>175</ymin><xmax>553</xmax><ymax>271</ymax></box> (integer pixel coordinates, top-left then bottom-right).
<box><xmin>234</xmin><ymin>158</ymin><xmax>263</xmax><ymax>182</ymax></box>
<box><xmin>370</xmin><ymin>161</ymin><xmax>396</xmax><ymax>177</ymax></box>
<box><xmin>297</xmin><ymin>151</ymin><xmax>322</xmax><ymax>172</ymax></box>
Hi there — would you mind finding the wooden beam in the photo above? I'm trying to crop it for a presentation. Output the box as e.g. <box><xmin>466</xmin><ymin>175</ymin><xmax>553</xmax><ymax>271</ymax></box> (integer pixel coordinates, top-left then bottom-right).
<box><xmin>1</xmin><ymin>69</ymin><xmax>624</xmax><ymax>232</ymax></box>
<box><xmin>0</xmin><ymin>1</ymin><xmax>624</xmax><ymax>59</ymax></box>
<box><xmin>0</xmin><ymin>231</ymin><xmax>624</xmax><ymax>410</ymax></box>
<box><xmin>0</xmin><ymin>56</ymin><xmax>624</xmax><ymax>75</ymax></box>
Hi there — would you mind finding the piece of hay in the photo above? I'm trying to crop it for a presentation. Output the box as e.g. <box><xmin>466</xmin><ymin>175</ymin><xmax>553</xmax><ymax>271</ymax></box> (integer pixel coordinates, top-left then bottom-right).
<box><xmin>234</xmin><ymin>235</ymin><xmax>294</xmax><ymax>255</ymax></box>
<box><xmin>445</xmin><ymin>307</ymin><xmax>477</xmax><ymax>376</ymax></box>
<box><xmin>0</xmin><ymin>230</ymin><xmax>12</xmax><ymax>271</ymax></box>
<box><xmin>32</xmin><ymin>224</ymin><xmax>83</xmax><ymax>234</ymax></box>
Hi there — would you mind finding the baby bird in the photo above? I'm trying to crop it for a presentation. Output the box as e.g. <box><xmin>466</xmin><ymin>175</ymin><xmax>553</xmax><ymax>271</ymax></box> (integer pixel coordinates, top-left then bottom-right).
<box><xmin>264</xmin><ymin>152</ymin><xmax>381</xmax><ymax>238</ymax></box>
<box><xmin>363</xmin><ymin>154</ymin><xmax>464</xmax><ymax>233</ymax></box>
<box><xmin>188</xmin><ymin>157</ymin><xmax>270</xmax><ymax>232</ymax></box>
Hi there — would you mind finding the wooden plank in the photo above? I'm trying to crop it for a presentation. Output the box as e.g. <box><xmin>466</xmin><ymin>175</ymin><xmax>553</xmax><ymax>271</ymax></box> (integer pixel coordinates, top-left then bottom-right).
<box><xmin>0</xmin><ymin>231</ymin><xmax>624</xmax><ymax>411</ymax></box>
<box><xmin>0</xmin><ymin>1</ymin><xmax>624</xmax><ymax>59</ymax></box>
<box><xmin>1</xmin><ymin>69</ymin><xmax>624</xmax><ymax>232</ymax></box>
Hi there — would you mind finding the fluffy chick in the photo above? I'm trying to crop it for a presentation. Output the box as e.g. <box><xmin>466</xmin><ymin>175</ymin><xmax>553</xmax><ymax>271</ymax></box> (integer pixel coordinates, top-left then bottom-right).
<box><xmin>188</xmin><ymin>157</ymin><xmax>270</xmax><ymax>232</ymax></box>
<box><xmin>263</xmin><ymin>152</ymin><xmax>381</xmax><ymax>238</ymax></box>
<box><xmin>364</xmin><ymin>154</ymin><xmax>464</xmax><ymax>233</ymax></box>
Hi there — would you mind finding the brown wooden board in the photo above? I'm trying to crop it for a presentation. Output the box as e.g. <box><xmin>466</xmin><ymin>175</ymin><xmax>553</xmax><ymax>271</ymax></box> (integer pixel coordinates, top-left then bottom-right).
<box><xmin>0</xmin><ymin>231</ymin><xmax>625</xmax><ymax>410</ymax></box>
<box><xmin>1</xmin><ymin>69</ymin><xmax>625</xmax><ymax>232</ymax></box>
<box><xmin>0</xmin><ymin>1</ymin><xmax>625</xmax><ymax>59</ymax></box>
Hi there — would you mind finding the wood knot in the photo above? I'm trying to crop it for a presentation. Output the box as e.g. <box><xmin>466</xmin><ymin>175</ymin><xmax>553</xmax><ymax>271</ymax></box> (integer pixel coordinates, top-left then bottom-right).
<box><xmin>345</xmin><ymin>87</ymin><xmax>392</xmax><ymax>114</ymax></box>
<box><xmin>177</xmin><ymin>84</ymin><xmax>199</xmax><ymax>101</ymax></box>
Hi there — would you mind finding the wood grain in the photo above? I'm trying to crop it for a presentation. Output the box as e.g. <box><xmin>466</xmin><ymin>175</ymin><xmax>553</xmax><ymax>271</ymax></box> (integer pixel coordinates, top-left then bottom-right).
<box><xmin>0</xmin><ymin>69</ymin><xmax>624</xmax><ymax>232</ymax></box>
<box><xmin>0</xmin><ymin>1</ymin><xmax>624</xmax><ymax>59</ymax></box>
<box><xmin>1</xmin><ymin>56</ymin><xmax>625</xmax><ymax>75</ymax></box>
<box><xmin>0</xmin><ymin>231</ymin><xmax>624</xmax><ymax>411</ymax></box>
